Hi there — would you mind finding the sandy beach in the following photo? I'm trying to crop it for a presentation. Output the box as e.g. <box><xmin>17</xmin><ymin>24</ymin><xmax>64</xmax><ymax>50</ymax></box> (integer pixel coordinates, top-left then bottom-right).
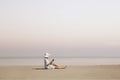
<box><xmin>0</xmin><ymin>65</ymin><xmax>120</xmax><ymax>80</ymax></box>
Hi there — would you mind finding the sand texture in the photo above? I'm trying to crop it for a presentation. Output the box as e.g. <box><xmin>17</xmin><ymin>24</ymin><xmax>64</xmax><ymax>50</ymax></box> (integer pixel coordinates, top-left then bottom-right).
<box><xmin>0</xmin><ymin>65</ymin><xmax>120</xmax><ymax>80</ymax></box>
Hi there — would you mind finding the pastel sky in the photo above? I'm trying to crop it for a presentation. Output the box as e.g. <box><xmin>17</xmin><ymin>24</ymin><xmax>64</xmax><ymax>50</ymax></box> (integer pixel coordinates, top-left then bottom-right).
<box><xmin>0</xmin><ymin>0</ymin><xmax>120</xmax><ymax>57</ymax></box>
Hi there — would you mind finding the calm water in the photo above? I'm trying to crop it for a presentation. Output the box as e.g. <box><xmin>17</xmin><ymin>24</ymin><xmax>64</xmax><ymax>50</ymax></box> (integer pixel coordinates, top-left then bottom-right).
<box><xmin>0</xmin><ymin>57</ymin><xmax>120</xmax><ymax>66</ymax></box>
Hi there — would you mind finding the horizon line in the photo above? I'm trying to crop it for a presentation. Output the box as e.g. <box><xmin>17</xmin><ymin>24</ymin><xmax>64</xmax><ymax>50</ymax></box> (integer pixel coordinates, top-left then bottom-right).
<box><xmin>0</xmin><ymin>56</ymin><xmax>120</xmax><ymax>59</ymax></box>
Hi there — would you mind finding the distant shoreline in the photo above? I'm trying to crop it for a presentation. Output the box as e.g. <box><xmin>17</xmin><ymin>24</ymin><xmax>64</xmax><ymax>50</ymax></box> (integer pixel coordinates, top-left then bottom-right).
<box><xmin>0</xmin><ymin>56</ymin><xmax>120</xmax><ymax>59</ymax></box>
<box><xmin>0</xmin><ymin>58</ymin><xmax>120</xmax><ymax>66</ymax></box>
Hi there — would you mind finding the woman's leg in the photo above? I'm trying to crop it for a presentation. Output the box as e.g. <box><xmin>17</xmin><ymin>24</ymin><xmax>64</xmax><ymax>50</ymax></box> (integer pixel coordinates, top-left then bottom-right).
<box><xmin>52</xmin><ymin>63</ymin><xmax>67</xmax><ymax>69</ymax></box>
<box><xmin>48</xmin><ymin>59</ymin><xmax>66</xmax><ymax>69</ymax></box>
<box><xmin>47</xmin><ymin>59</ymin><xmax>54</xmax><ymax>65</ymax></box>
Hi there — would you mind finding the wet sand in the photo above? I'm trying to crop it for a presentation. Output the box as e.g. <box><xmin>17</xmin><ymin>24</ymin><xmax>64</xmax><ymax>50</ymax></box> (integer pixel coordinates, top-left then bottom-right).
<box><xmin>0</xmin><ymin>65</ymin><xmax>120</xmax><ymax>80</ymax></box>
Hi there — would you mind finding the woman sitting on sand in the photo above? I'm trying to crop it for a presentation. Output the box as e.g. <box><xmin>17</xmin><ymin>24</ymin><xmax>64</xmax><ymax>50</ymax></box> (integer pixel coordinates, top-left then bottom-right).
<box><xmin>44</xmin><ymin>53</ymin><xmax>66</xmax><ymax>69</ymax></box>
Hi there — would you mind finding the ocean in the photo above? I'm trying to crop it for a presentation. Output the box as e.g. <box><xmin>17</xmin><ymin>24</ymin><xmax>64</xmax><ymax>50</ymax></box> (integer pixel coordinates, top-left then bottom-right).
<box><xmin>0</xmin><ymin>57</ymin><xmax>120</xmax><ymax>66</ymax></box>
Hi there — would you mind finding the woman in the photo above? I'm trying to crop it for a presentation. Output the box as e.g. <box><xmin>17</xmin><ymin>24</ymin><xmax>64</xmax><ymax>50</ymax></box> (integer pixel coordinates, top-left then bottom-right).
<box><xmin>44</xmin><ymin>53</ymin><xmax>66</xmax><ymax>69</ymax></box>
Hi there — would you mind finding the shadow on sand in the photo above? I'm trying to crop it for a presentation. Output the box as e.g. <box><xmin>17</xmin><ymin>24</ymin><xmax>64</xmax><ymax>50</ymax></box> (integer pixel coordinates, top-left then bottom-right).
<box><xmin>32</xmin><ymin>67</ymin><xmax>47</xmax><ymax>70</ymax></box>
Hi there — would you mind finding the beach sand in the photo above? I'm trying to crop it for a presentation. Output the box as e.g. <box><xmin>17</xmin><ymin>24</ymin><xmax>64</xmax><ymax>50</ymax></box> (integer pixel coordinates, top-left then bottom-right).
<box><xmin>0</xmin><ymin>65</ymin><xmax>120</xmax><ymax>80</ymax></box>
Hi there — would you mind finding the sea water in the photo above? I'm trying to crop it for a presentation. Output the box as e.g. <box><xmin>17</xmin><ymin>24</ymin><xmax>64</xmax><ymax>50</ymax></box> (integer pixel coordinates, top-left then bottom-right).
<box><xmin>0</xmin><ymin>57</ymin><xmax>120</xmax><ymax>66</ymax></box>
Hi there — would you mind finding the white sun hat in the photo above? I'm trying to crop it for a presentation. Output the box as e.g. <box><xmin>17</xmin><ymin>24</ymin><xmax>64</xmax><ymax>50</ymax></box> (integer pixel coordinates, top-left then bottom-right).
<box><xmin>44</xmin><ymin>53</ymin><xmax>50</xmax><ymax>58</ymax></box>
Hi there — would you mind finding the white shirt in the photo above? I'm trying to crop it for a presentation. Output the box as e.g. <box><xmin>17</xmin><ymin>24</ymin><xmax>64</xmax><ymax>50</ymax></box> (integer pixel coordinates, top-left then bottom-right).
<box><xmin>44</xmin><ymin>58</ymin><xmax>55</xmax><ymax>69</ymax></box>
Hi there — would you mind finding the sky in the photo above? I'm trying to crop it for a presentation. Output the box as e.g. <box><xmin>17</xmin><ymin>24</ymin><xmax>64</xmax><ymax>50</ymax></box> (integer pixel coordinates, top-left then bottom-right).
<box><xmin>0</xmin><ymin>0</ymin><xmax>120</xmax><ymax>57</ymax></box>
